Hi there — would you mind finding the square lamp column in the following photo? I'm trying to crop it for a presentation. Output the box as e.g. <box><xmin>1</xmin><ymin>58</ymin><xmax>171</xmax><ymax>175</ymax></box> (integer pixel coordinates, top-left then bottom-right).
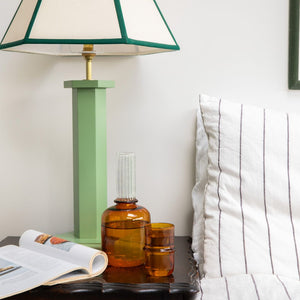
<box><xmin>63</xmin><ymin>80</ymin><xmax>115</xmax><ymax>248</ymax></box>
<box><xmin>0</xmin><ymin>0</ymin><xmax>179</xmax><ymax>248</ymax></box>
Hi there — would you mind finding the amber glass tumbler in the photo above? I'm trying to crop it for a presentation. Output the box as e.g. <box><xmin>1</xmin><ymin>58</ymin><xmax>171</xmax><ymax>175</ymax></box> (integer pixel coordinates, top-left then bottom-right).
<box><xmin>144</xmin><ymin>223</ymin><xmax>175</xmax><ymax>277</ymax></box>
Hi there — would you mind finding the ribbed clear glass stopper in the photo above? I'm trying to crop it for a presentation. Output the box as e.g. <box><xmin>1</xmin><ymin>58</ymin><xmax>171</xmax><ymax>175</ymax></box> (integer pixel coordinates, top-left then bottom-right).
<box><xmin>117</xmin><ymin>152</ymin><xmax>136</xmax><ymax>200</ymax></box>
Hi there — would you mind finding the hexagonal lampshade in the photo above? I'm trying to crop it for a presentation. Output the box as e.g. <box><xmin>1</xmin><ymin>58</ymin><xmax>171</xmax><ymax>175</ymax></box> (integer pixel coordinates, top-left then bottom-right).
<box><xmin>0</xmin><ymin>0</ymin><xmax>179</xmax><ymax>56</ymax></box>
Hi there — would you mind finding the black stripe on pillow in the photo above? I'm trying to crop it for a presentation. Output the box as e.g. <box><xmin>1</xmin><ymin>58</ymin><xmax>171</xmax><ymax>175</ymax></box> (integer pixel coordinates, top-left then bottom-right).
<box><xmin>263</xmin><ymin>109</ymin><xmax>274</xmax><ymax>274</ymax></box>
<box><xmin>276</xmin><ymin>275</ymin><xmax>292</xmax><ymax>300</ymax></box>
<box><xmin>286</xmin><ymin>114</ymin><xmax>300</xmax><ymax>280</ymax></box>
<box><xmin>251</xmin><ymin>274</ymin><xmax>261</xmax><ymax>300</ymax></box>
<box><xmin>225</xmin><ymin>277</ymin><xmax>231</xmax><ymax>300</ymax></box>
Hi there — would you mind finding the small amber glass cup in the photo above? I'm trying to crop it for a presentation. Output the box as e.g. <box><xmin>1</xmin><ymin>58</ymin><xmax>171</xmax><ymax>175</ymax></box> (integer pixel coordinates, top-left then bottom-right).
<box><xmin>144</xmin><ymin>223</ymin><xmax>175</xmax><ymax>277</ymax></box>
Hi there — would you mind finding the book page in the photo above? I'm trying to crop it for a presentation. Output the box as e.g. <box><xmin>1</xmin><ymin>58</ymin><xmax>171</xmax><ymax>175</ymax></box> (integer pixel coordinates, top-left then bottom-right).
<box><xmin>19</xmin><ymin>230</ymin><xmax>107</xmax><ymax>275</ymax></box>
<box><xmin>0</xmin><ymin>245</ymin><xmax>84</xmax><ymax>299</ymax></box>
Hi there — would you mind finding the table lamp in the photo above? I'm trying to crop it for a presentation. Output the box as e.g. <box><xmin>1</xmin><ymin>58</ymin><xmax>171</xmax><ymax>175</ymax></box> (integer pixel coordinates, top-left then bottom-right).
<box><xmin>0</xmin><ymin>0</ymin><xmax>179</xmax><ymax>248</ymax></box>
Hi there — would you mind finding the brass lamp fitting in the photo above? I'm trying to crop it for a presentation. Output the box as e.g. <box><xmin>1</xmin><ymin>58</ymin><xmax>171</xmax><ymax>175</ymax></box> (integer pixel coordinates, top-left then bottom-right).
<box><xmin>82</xmin><ymin>44</ymin><xmax>96</xmax><ymax>80</ymax></box>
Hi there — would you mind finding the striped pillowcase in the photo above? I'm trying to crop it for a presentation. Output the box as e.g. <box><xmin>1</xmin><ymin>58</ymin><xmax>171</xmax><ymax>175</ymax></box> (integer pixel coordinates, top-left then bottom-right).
<box><xmin>191</xmin><ymin>107</ymin><xmax>208</xmax><ymax>277</ymax></box>
<box><xmin>200</xmin><ymin>95</ymin><xmax>300</xmax><ymax>280</ymax></box>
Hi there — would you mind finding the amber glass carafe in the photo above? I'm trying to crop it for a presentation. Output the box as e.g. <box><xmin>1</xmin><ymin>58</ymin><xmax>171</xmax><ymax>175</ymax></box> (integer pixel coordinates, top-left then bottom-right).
<box><xmin>101</xmin><ymin>200</ymin><xmax>150</xmax><ymax>267</ymax></box>
<box><xmin>101</xmin><ymin>153</ymin><xmax>151</xmax><ymax>267</ymax></box>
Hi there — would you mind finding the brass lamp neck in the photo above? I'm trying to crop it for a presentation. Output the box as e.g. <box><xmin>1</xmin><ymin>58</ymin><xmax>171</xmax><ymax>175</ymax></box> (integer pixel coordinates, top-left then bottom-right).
<box><xmin>82</xmin><ymin>44</ymin><xmax>96</xmax><ymax>80</ymax></box>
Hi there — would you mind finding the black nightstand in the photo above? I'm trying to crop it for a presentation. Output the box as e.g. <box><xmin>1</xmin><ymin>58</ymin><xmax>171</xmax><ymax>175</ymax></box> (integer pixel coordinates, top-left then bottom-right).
<box><xmin>0</xmin><ymin>236</ymin><xmax>199</xmax><ymax>300</ymax></box>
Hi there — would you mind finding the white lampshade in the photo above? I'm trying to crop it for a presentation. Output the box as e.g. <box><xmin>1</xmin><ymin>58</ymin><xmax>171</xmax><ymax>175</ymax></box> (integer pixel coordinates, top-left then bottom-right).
<box><xmin>0</xmin><ymin>0</ymin><xmax>179</xmax><ymax>56</ymax></box>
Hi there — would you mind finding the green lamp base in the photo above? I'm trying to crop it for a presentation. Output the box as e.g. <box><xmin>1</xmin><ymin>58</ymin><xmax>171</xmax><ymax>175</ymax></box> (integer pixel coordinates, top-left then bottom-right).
<box><xmin>63</xmin><ymin>80</ymin><xmax>115</xmax><ymax>249</ymax></box>
<box><xmin>58</xmin><ymin>232</ymin><xmax>101</xmax><ymax>249</ymax></box>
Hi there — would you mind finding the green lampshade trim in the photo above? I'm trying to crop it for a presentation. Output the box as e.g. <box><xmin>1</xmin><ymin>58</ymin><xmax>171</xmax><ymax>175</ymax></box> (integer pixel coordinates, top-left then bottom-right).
<box><xmin>153</xmin><ymin>0</ymin><xmax>179</xmax><ymax>49</ymax></box>
<box><xmin>25</xmin><ymin>0</ymin><xmax>42</xmax><ymax>39</ymax></box>
<box><xmin>114</xmin><ymin>0</ymin><xmax>128</xmax><ymax>40</ymax></box>
<box><xmin>0</xmin><ymin>37</ymin><xmax>179</xmax><ymax>52</ymax></box>
<box><xmin>0</xmin><ymin>40</ymin><xmax>24</xmax><ymax>50</ymax></box>
<box><xmin>0</xmin><ymin>0</ymin><xmax>23</xmax><ymax>45</ymax></box>
<box><xmin>127</xmin><ymin>38</ymin><xmax>179</xmax><ymax>51</ymax></box>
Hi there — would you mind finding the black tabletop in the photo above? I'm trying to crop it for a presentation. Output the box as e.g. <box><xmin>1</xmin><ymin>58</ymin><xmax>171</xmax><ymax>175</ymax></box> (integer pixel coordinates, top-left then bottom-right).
<box><xmin>0</xmin><ymin>236</ymin><xmax>199</xmax><ymax>300</ymax></box>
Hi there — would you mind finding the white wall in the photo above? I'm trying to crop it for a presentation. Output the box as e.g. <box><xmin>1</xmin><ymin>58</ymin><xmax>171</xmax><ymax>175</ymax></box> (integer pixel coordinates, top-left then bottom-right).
<box><xmin>0</xmin><ymin>0</ymin><xmax>299</xmax><ymax>240</ymax></box>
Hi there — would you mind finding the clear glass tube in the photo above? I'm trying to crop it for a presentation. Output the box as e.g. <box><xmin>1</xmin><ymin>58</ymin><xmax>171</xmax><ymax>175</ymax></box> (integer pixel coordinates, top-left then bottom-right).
<box><xmin>117</xmin><ymin>152</ymin><xmax>136</xmax><ymax>200</ymax></box>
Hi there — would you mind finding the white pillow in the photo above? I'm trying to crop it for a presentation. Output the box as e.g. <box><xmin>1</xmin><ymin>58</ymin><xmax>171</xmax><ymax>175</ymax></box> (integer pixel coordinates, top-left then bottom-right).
<box><xmin>200</xmin><ymin>94</ymin><xmax>300</xmax><ymax>280</ymax></box>
<box><xmin>191</xmin><ymin>106</ymin><xmax>208</xmax><ymax>277</ymax></box>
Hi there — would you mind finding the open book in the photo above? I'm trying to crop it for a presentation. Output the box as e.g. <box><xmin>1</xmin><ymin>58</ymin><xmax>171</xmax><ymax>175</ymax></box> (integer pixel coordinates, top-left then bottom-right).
<box><xmin>0</xmin><ymin>229</ymin><xmax>108</xmax><ymax>299</ymax></box>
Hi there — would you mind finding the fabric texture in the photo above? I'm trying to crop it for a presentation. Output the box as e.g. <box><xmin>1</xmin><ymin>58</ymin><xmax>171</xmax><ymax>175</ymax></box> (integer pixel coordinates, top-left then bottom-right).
<box><xmin>197</xmin><ymin>273</ymin><xmax>300</xmax><ymax>300</ymax></box>
<box><xmin>199</xmin><ymin>94</ymin><xmax>300</xmax><ymax>280</ymax></box>
<box><xmin>192</xmin><ymin>107</ymin><xmax>208</xmax><ymax>276</ymax></box>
